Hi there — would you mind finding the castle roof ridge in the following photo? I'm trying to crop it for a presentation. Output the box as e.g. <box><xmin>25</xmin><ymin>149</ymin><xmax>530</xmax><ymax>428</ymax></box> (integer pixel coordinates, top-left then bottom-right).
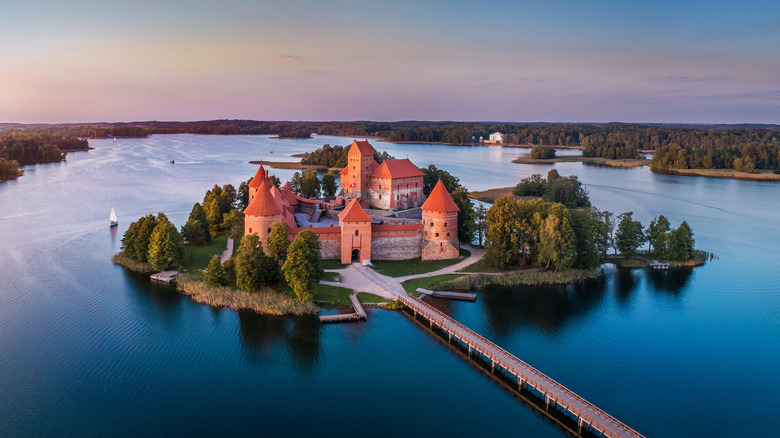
<box><xmin>421</xmin><ymin>180</ymin><xmax>459</xmax><ymax>212</ymax></box>
<box><xmin>244</xmin><ymin>182</ymin><xmax>283</xmax><ymax>216</ymax></box>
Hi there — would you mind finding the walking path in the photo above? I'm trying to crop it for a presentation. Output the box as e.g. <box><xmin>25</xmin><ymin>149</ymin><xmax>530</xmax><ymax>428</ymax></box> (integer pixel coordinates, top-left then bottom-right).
<box><xmin>220</xmin><ymin>237</ymin><xmax>234</xmax><ymax>265</ymax></box>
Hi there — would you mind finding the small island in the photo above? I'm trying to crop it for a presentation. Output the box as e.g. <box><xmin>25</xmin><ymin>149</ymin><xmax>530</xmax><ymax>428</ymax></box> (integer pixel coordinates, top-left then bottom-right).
<box><xmin>0</xmin><ymin>131</ymin><xmax>90</xmax><ymax>181</ymax></box>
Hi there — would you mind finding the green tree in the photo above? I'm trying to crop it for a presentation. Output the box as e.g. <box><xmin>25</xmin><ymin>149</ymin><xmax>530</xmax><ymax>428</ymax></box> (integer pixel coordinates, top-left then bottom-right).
<box><xmin>265</xmin><ymin>221</ymin><xmax>291</xmax><ymax>263</ymax></box>
<box><xmin>451</xmin><ymin>186</ymin><xmax>475</xmax><ymax>243</ymax></box>
<box><xmin>222</xmin><ymin>209</ymin><xmax>245</xmax><ymax>239</ymax></box>
<box><xmin>321</xmin><ymin>173</ymin><xmax>338</xmax><ymax>197</ymax></box>
<box><xmin>570</xmin><ymin>209</ymin><xmax>600</xmax><ymax>269</ymax></box>
<box><xmin>269</xmin><ymin>175</ymin><xmax>281</xmax><ymax>188</ymax></box>
<box><xmin>299</xmin><ymin>169</ymin><xmax>321</xmax><ymax>198</ymax></box>
<box><xmin>474</xmin><ymin>204</ymin><xmax>487</xmax><ymax>247</ymax></box>
<box><xmin>203</xmin><ymin>195</ymin><xmax>223</xmax><ymax>232</ymax></box>
<box><xmin>282</xmin><ymin>230</ymin><xmax>323</xmax><ymax>301</ymax></box>
<box><xmin>203</xmin><ymin>255</ymin><xmax>228</xmax><ymax>286</ymax></box>
<box><xmin>534</xmin><ymin>204</ymin><xmax>576</xmax><ymax>271</ymax></box>
<box><xmin>420</xmin><ymin>165</ymin><xmax>460</xmax><ymax>196</ymax></box>
<box><xmin>530</xmin><ymin>145</ymin><xmax>556</xmax><ymax>159</ymax></box>
<box><xmin>646</xmin><ymin>215</ymin><xmax>671</xmax><ymax>254</ymax></box>
<box><xmin>590</xmin><ymin>208</ymin><xmax>614</xmax><ymax>257</ymax></box>
<box><xmin>180</xmin><ymin>219</ymin><xmax>206</xmax><ymax>261</ymax></box>
<box><xmin>513</xmin><ymin>173</ymin><xmax>545</xmax><ymax>197</ymax></box>
<box><xmin>669</xmin><ymin>221</ymin><xmax>695</xmax><ymax>261</ymax></box>
<box><xmin>236</xmin><ymin>177</ymin><xmax>252</xmax><ymax>210</ymax></box>
<box><xmin>234</xmin><ymin>234</ymin><xmax>279</xmax><ymax>291</ymax></box>
<box><xmin>615</xmin><ymin>212</ymin><xmax>645</xmax><ymax>258</ymax></box>
<box><xmin>484</xmin><ymin>197</ymin><xmax>524</xmax><ymax>269</ymax></box>
<box><xmin>290</xmin><ymin>172</ymin><xmax>302</xmax><ymax>196</ymax></box>
<box><xmin>121</xmin><ymin>214</ymin><xmax>161</xmax><ymax>262</ymax></box>
<box><xmin>188</xmin><ymin>202</ymin><xmax>211</xmax><ymax>242</ymax></box>
<box><xmin>148</xmin><ymin>220</ymin><xmax>184</xmax><ymax>271</ymax></box>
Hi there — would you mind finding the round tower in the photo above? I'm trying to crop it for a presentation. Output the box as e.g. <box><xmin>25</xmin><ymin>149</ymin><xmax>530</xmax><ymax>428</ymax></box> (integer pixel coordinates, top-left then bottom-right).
<box><xmin>420</xmin><ymin>180</ymin><xmax>459</xmax><ymax>260</ymax></box>
<box><xmin>244</xmin><ymin>182</ymin><xmax>284</xmax><ymax>245</ymax></box>
<box><xmin>247</xmin><ymin>165</ymin><xmax>268</xmax><ymax>203</ymax></box>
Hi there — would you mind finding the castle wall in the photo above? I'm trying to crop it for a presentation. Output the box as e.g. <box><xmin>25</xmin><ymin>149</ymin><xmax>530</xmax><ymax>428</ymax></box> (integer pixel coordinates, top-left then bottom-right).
<box><xmin>421</xmin><ymin>240</ymin><xmax>460</xmax><ymax>260</ymax></box>
<box><xmin>371</xmin><ymin>235</ymin><xmax>423</xmax><ymax>260</ymax></box>
<box><xmin>288</xmin><ymin>227</ymin><xmax>341</xmax><ymax>259</ymax></box>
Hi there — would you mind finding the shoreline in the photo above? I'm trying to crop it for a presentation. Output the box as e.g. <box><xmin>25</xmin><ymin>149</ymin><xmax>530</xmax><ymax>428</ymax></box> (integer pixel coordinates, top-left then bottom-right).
<box><xmin>651</xmin><ymin>167</ymin><xmax>780</xmax><ymax>182</ymax></box>
<box><xmin>513</xmin><ymin>156</ymin><xmax>649</xmax><ymax>167</ymax></box>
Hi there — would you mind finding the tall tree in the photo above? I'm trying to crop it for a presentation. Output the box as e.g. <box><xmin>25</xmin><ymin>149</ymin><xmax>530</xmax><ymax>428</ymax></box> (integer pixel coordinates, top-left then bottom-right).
<box><xmin>180</xmin><ymin>219</ymin><xmax>206</xmax><ymax>261</ymax></box>
<box><xmin>321</xmin><ymin>173</ymin><xmax>338</xmax><ymax>197</ymax></box>
<box><xmin>148</xmin><ymin>220</ymin><xmax>184</xmax><ymax>271</ymax></box>
<box><xmin>646</xmin><ymin>215</ymin><xmax>671</xmax><ymax>254</ymax></box>
<box><xmin>234</xmin><ymin>234</ymin><xmax>279</xmax><ymax>291</ymax></box>
<box><xmin>474</xmin><ymin>204</ymin><xmax>487</xmax><ymax>247</ymax></box>
<box><xmin>188</xmin><ymin>202</ymin><xmax>211</xmax><ymax>242</ymax></box>
<box><xmin>203</xmin><ymin>255</ymin><xmax>228</xmax><ymax>286</ymax></box>
<box><xmin>451</xmin><ymin>186</ymin><xmax>475</xmax><ymax>244</ymax></box>
<box><xmin>669</xmin><ymin>221</ymin><xmax>695</xmax><ymax>261</ymax></box>
<box><xmin>222</xmin><ymin>209</ymin><xmax>244</xmax><ymax>239</ymax></box>
<box><xmin>420</xmin><ymin>165</ymin><xmax>459</xmax><ymax>196</ymax></box>
<box><xmin>236</xmin><ymin>177</ymin><xmax>252</xmax><ymax>210</ymax></box>
<box><xmin>121</xmin><ymin>214</ymin><xmax>160</xmax><ymax>262</ymax></box>
<box><xmin>299</xmin><ymin>169</ymin><xmax>321</xmax><ymax>198</ymax></box>
<box><xmin>570</xmin><ymin>209</ymin><xmax>600</xmax><ymax>269</ymax></box>
<box><xmin>615</xmin><ymin>212</ymin><xmax>645</xmax><ymax>258</ymax></box>
<box><xmin>484</xmin><ymin>197</ymin><xmax>524</xmax><ymax>269</ymax></box>
<box><xmin>282</xmin><ymin>230</ymin><xmax>323</xmax><ymax>301</ymax></box>
<box><xmin>265</xmin><ymin>221</ymin><xmax>291</xmax><ymax>263</ymax></box>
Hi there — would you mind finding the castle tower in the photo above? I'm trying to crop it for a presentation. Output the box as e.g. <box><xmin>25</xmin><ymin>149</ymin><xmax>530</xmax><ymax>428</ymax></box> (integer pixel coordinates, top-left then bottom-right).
<box><xmin>244</xmin><ymin>182</ymin><xmax>284</xmax><ymax>247</ymax></box>
<box><xmin>339</xmin><ymin>140</ymin><xmax>377</xmax><ymax>200</ymax></box>
<box><xmin>247</xmin><ymin>165</ymin><xmax>268</xmax><ymax>203</ymax></box>
<box><xmin>338</xmin><ymin>199</ymin><xmax>373</xmax><ymax>264</ymax></box>
<box><xmin>420</xmin><ymin>180</ymin><xmax>459</xmax><ymax>260</ymax></box>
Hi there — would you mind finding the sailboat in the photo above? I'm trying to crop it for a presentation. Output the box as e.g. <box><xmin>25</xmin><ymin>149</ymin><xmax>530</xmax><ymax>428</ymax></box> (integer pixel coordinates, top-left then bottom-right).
<box><xmin>109</xmin><ymin>206</ymin><xmax>118</xmax><ymax>227</ymax></box>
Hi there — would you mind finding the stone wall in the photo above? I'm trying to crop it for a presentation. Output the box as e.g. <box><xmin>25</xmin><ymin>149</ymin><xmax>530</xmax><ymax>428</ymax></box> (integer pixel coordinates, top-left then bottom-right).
<box><xmin>371</xmin><ymin>235</ymin><xmax>423</xmax><ymax>260</ymax></box>
<box><xmin>421</xmin><ymin>240</ymin><xmax>459</xmax><ymax>260</ymax></box>
<box><xmin>319</xmin><ymin>239</ymin><xmax>340</xmax><ymax>259</ymax></box>
<box><xmin>396</xmin><ymin>207</ymin><xmax>422</xmax><ymax>219</ymax></box>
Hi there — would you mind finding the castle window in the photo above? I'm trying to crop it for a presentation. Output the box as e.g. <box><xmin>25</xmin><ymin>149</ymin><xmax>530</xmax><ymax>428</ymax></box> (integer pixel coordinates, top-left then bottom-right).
<box><xmin>248</xmin><ymin>228</ymin><xmax>252</xmax><ymax>233</ymax></box>
<box><xmin>444</xmin><ymin>222</ymin><xmax>447</xmax><ymax>227</ymax></box>
<box><xmin>447</xmin><ymin>232</ymin><xmax>450</xmax><ymax>237</ymax></box>
<box><xmin>435</xmin><ymin>233</ymin><xmax>439</xmax><ymax>237</ymax></box>
<box><xmin>355</xmin><ymin>230</ymin><xmax>359</xmax><ymax>236</ymax></box>
<box><xmin>379</xmin><ymin>195</ymin><xmax>382</xmax><ymax>199</ymax></box>
<box><xmin>353</xmin><ymin>166</ymin><xmax>355</xmax><ymax>170</ymax></box>
<box><xmin>430</xmin><ymin>222</ymin><xmax>434</xmax><ymax>227</ymax></box>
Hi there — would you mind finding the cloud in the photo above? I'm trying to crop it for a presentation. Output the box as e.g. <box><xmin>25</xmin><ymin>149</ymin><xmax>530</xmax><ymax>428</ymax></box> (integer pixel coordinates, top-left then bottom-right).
<box><xmin>645</xmin><ymin>75</ymin><xmax>732</xmax><ymax>83</ymax></box>
<box><xmin>274</xmin><ymin>54</ymin><xmax>303</xmax><ymax>64</ymax></box>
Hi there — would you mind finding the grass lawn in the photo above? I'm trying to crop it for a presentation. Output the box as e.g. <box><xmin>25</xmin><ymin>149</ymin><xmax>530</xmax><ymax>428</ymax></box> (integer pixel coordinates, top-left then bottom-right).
<box><xmin>371</xmin><ymin>248</ymin><xmax>471</xmax><ymax>277</ymax></box>
<box><xmin>321</xmin><ymin>259</ymin><xmax>349</xmax><ymax>270</ymax></box>
<box><xmin>312</xmin><ymin>283</ymin><xmax>355</xmax><ymax>307</ymax></box>
<box><xmin>321</xmin><ymin>271</ymin><xmax>342</xmax><ymax>282</ymax></box>
<box><xmin>180</xmin><ymin>233</ymin><xmax>230</xmax><ymax>272</ymax></box>
<box><xmin>401</xmin><ymin>274</ymin><xmax>465</xmax><ymax>296</ymax></box>
<box><xmin>357</xmin><ymin>292</ymin><xmax>393</xmax><ymax>304</ymax></box>
<box><xmin>457</xmin><ymin>257</ymin><xmax>508</xmax><ymax>273</ymax></box>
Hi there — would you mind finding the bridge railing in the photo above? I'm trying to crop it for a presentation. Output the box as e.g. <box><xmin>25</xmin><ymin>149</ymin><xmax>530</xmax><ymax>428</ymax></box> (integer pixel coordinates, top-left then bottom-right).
<box><xmin>398</xmin><ymin>294</ymin><xmax>644</xmax><ymax>438</ymax></box>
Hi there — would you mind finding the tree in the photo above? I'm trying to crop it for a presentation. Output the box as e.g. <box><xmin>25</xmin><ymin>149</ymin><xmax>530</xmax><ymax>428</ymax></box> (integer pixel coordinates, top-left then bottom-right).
<box><xmin>570</xmin><ymin>209</ymin><xmax>600</xmax><ymax>269</ymax></box>
<box><xmin>669</xmin><ymin>221</ymin><xmax>695</xmax><ymax>261</ymax></box>
<box><xmin>420</xmin><ymin>165</ymin><xmax>459</xmax><ymax>196</ymax></box>
<box><xmin>530</xmin><ymin>145</ymin><xmax>556</xmax><ymax>159</ymax></box>
<box><xmin>265</xmin><ymin>221</ymin><xmax>291</xmax><ymax>263</ymax></box>
<box><xmin>615</xmin><ymin>212</ymin><xmax>645</xmax><ymax>258</ymax></box>
<box><xmin>236</xmin><ymin>177</ymin><xmax>252</xmax><ymax>210</ymax></box>
<box><xmin>513</xmin><ymin>174</ymin><xmax>545</xmax><ymax>197</ymax></box>
<box><xmin>590</xmin><ymin>208</ymin><xmax>614</xmax><ymax>257</ymax></box>
<box><xmin>290</xmin><ymin>172</ymin><xmax>302</xmax><ymax>196</ymax></box>
<box><xmin>484</xmin><ymin>197</ymin><xmax>524</xmax><ymax>269</ymax></box>
<box><xmin>534</xmin><ymin>204</ymin><xmax>575</xmax><ymax>271</ymax></box>
<box><xmin>188</xmin><ymin>202</ymin><xmax>211</xmax><ymax>242</ymax></box>
<box><xmin>321</xmin><ymin>173</ymin><xmax>338</xmax><ymax>197</ymax></box>
<box><xmin>451</xmin><ymin>186</ymin><xmax>475</xmax><ymax>244</ymax></box>
<box><xmin>282</xmin><ymin>230</ymin><xmax>323</xmax><ymax>301</ymax></box>
<box><xmin>203</xmin><ymin>195</ymin><xmax>223</xmax><ymax>232</ymax></box>
<box><xmin>203</xmin><ymin>255</ymin><xmax>228</xmax><ymax>286</ymax></box>
<box><xmin>234</xmin><ymin>234</ymin><xmax>279</xmax><ymax>291</ymax></box>
<box><xmin>646</xmin><ymin>215</ymin><xmax>670</xmax><ymax>253</ymax></box>
<box><xmin>148</xmin><ymin>220</ymin><xmax>184</xmax><ymax>271</ymax></box>
<box><xmin>299</xmin><ymin>169</ymin><xmax>320</xmax><ymax>198</ymax></box>
<box><xmin>269</xmin><ymin>175</ymin><xmax>281</xmax><ymax>188</ymax></box>
<box><xmin>181</xmin><ymin>219</ymin><xmax>206</xmax><ymax>261</ymax></box>
<box><xmin>474</xmin><ymin>204</ymin><xmax>487</xmax><ymax>247</ymax></box>
<box><xmin>222</xmin><ymin>209</ymin><xmax>244</xmax><ymax>239</ymax></box>
<box><xmin>121</xmin><ymin>214</ymin><xmax>161</xmax><ymax>262</ymax></box>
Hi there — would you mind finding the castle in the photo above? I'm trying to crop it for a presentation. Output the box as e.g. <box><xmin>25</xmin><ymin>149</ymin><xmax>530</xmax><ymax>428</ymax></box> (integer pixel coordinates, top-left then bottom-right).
<box><xmin>243</xmin><ymin>140</ymin><xmax>459</xmax><ymax>264</ymax></box>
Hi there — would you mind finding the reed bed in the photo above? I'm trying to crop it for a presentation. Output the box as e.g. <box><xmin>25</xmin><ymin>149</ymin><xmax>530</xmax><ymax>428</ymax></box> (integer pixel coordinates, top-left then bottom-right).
<box><xmin>432</xmin><ymin>269</ymin><xmax>601</xmax><ymax>291</ymax></box>
<box><xmin>112</xmin><ymin>252</ymin><xmax>156</xmax><ymax>274</ymax></box>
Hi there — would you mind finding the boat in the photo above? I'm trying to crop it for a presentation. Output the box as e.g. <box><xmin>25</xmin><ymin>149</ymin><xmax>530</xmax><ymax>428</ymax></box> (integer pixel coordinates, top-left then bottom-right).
<box><xmin>113</xmin><ymin>137</ymin><xmax>116</xmax><ymax>142</ymax></box>
<box><xmin>649</xmin><ymin>260</ymin><xmax>670</xmax><ymax>270</ymax></box>
<box><xmin>109</xmin><ymin>207</ymin><xmax>118</xmax><ymax>227</ymax></box>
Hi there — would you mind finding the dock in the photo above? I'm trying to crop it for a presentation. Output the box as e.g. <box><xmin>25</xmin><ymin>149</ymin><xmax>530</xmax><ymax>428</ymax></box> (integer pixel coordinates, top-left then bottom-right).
<box><xmin>319</xmin><ymin>293</ymin><xmax>367</xmax><ymax>323</ymax></box>
<box><xmin>416</xmin><ymin>288</ymin><xmax>476</xmax><ymax>301</ymax></box>
<box><xmin>150</xmin><ymin>271</ymin><xmax>177</xmax><ymax>283</ymax></box>
<box><xmin>397</xmin><ymin>294</ymin><xmax>645</xmax><ymax>438</ymax></box>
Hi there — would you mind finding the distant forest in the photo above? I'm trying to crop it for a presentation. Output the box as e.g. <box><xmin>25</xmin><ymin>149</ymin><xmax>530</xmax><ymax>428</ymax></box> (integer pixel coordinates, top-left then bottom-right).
<box><xmin>0</xmin><ymin>132</ymin><xmax>89</xmax><ymax>165</ymax></box>
<box><xmin>4</xmin><ymin>120</ymin><xmax>779</xmax><ymax>172</ymax></box>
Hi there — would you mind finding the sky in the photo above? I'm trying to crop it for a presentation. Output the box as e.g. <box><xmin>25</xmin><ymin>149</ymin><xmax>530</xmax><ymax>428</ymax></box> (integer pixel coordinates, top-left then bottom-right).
<box><xmin>1</xmin><ymin>0</ymin><xmax>779</xmax><ymax>124</ymax></box>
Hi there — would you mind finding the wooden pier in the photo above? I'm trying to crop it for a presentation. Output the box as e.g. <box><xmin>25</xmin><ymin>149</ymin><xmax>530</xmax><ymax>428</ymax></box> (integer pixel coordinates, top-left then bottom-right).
<box><xmin>397</xmin><ymin>294</ymin><xmax>645</xmax><ymax>438</ymax></box>
<box><xmin>150</xmin><ymin>271</ymin><xmax>177</xmax><ymax>283</ymax></box>
<box><xmin>319</xmin><ymin>293</ymin><xmax>367</xmax><ymax>323</ymax></box>
<box><xmin>416</xmin><ymin>288</ymin><xmax>476</xmax><ymax>301</ymax></box>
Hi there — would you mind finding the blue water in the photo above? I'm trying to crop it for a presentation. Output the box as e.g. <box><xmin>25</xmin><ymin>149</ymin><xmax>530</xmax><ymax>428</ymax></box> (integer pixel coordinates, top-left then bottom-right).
<box><xmin>0</xmin><ymin>134</ymin><xmax>778</xmax><ymax>436</ymax></box>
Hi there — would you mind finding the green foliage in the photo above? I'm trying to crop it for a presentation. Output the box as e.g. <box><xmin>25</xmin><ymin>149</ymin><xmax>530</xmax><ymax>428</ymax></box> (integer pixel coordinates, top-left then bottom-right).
<box><xmin>451</xmin><ymin>186</ymin><xmax>475</xmax><ymax>243</ymax></box>
<box><xmin>615</xmin><ymin>212</ymin><xmax>645</xmax><ymax>257</ymax></box>
<box><xmin>234</xmin><ymin>234</ymin><xmax>280</xmax><ymax>292</ymax></box>
<box><xmin>281</xmin><ymin>230</ymin><xmax>323</xmax><ymax>301</ymax></box>
<box><xmin>236</xmin><ymin>177</ymin><xmax>252</xmax><ymax>210</ymax></box>
<box><xmin>203</xmin><ymin>255</ymin><xmax>228</xmax><ymax>287</ymax></box>
<box><xmin>265</xmin><ymin>221</ymin><xmax>291</xmax><ymax>263</ymax></box>
<box><xmin>321</xmin><ymin>173</ymin><xmax>338</xmax><ymax>197</ymax></box>
<box><xmin>299</xmin><ymin>169</ymin><xmax>321</xmax><ymax>198</ymax></box>
<box><xmin>188</xmin><ymin>203</ymin><xmax>211</xmax><ymax>242</ymax></box>
<box><xmin>269</xmin><ymin>175</ymin><xmax>281</xmax><ymax>188</ymax></box>
<box><xmin>646</xmin><ymin>215</ymin><xmax>671</xmax><ymax>254</ymax></box>
<box><xmin>529</xmin><ymin>145</ymin><xmax>556</xmax><ymax>159</ymax></box>
<box><xmin>0</xmin><ymin>157</ymin><xmax>20</xmax><ymax>179</ymax></box>
<box><xmin>485</xmin><ymin>197</ymin><xmax>526</xmax><ymax>269</ymax></box>
<box><xmin>569</xmin><ymin>209</ymin><xmax>601</xmax><ymax>269</ymax></box>
<box><xmin>0</xmin><ymin>131</ymin><xmax>87</xmax><ymax>164</ymax></box>
<box><xmin>589</xmin><ymin>208</ymin><xmax>614</xmax><ymax>258</ymax></box>
<box><xmin>669</xmin><ymin>221</ymin><xmax>695</xmax><ymax>261</ymax></box>
<box><xmin>148</xmin><ymin>220</ymin><xmax>184</xmax><ymax>271</ymax></box>
<box><xmin>474</xmin><ymin>204</ymin><xmax>487</xmax><ymax>247</ymax></box>
<box><xmin>651</xmin><ymin>141</ymin><xmax>779</xmax><ymax>172</ymax></box>
<box><xmin>513</xmin><ymin>170</ymin><xmax>590</xmax><ymax>208</ymax></box>
<box><xmin>121</xmin><ymin>214</ymin><xmax>164</xmax><ymax>262</ymax></box>
<box><xmin>420</xmin><ymin>164</ymin><xmax>460</xmax><ymax>196</ymax></box>
<box><xmin>181</xmin><ymin>219</ymin><xmax>206</xmax><ymax>261</ymax></box>
<box><xmin>300</xmin><ymin>143</ymin><xmax>395</xmax><ymax>168</ymax></box>
<box><xmin>202</xmin><ymin>184</ymin><xmax>235</xmax><ymax>232</ymax></box>
<box><xmin>222</xmin><ymin>209</ymin><xmax>244</xmax><ymax>239</ymax></box>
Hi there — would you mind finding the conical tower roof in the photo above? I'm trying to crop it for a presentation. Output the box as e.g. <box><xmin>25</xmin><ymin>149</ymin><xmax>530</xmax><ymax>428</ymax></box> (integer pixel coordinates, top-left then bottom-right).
<box><xmin>244</xmin><ymin>183</ymin><xmax>283</xmax><ymax>216</ymax></box>
<box><xmin>248</xmin><ymin>165</ymin><xmax>267</xmax><ymax>188</ymax></box>
<box><xmin>421</xmin><ymin>180</ymin><xmax>459</xmax><ymax>212</ymax></box>
<box><xmin>338</xmin><ymin>199</ymin><xmax>372</xmax><ymax>222</ymax></box>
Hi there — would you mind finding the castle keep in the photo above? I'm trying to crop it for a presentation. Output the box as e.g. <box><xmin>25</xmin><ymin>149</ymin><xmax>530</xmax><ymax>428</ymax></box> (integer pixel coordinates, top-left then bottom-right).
<box><xmin>243</xmin><ymin>140</ymin><xmax>459</xmax><ymax>264</ymax></box>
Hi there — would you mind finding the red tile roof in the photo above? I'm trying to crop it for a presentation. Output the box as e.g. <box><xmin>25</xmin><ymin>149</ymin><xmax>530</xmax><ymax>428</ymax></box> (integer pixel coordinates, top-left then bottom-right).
<box><xmin>350</xmin><ymin>139</ymin><xmax>374</xmax><ymax>156</ymax></box>
<box><xmin>370</xmin><ymin>159</ymin><xmax>424</xmax><ymax>179</ymax></box>
<box><xmin>244</xmin><ymin>183</ymin><xmax>283</xmax><ymax>216</ymax></box>
<box><xmin>338</xmin><ymin>199</ymin><xmax>372</xmax><ymax>222</ymax></box>
<box><xmin>280</xmin><ymin>182</ymin><xmax>299</xmax><ymax>205</ymax></box>
<box><xmin>248</xmin><ymin>165</ymin><xmax>267</xmax><ymax>188</ymax></box>
<box><xmin>421</xmin><ymin>180</ymin><xmax>459</xmax><ymax>212</ymax></box>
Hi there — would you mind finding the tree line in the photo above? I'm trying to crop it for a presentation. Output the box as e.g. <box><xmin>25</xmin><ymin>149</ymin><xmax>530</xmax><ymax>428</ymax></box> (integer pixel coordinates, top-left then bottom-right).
<box><xmin>0</xmin><ymin>131</ymin><xmax>89</xmax><ymax>164</ymax></box>
<box><xmin>0</xmin><ymin>157</ymin><xmax>20</xmax><ymax>180</ymax></box>
<box><xmin>513</xmin><ymin>170</ymin><xmax>591</xmax><ymax>209</ymax></box>
<box><xmin>300</xmin><ymin>143</ymin><xmax>395</xmax><ymax>168</ymax></box>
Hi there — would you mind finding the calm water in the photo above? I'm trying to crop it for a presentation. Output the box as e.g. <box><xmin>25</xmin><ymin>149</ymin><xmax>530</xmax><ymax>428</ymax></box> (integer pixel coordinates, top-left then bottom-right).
<box><xmin>0</xmin><ymin>135</ymin><xmax>778</xmax><ymax>436</ymax></box>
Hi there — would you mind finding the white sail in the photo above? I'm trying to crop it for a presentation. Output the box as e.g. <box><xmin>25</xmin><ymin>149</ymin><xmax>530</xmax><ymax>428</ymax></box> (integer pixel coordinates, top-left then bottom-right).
<box><xmin>109</xmin><ymin>207</ymin><xmax>118</xmax><ymax>225</ymax></box>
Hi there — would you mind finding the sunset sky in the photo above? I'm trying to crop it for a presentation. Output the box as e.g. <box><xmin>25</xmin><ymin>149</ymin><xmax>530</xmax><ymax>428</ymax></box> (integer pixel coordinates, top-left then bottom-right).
<box><xmin>2</xmin><ymin>0</ymin><xmax>779</xmax><ymax>124</ymax></box>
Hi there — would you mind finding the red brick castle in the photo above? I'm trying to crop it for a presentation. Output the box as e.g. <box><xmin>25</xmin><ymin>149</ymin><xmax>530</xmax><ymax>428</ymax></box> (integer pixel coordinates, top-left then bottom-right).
<box><xmin>243</xmin><ymin>140</ymin><xmax>460</xmax><ymax>264</ymax></box>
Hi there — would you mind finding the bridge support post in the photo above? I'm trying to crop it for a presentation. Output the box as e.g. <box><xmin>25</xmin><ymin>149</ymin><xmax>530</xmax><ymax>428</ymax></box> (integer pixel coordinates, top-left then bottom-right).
<box><xmin>578</xmin><ymin>417</ymin><xmax>583</xmax><ymax>434</ymax></box>
<box><xmin>545</xmin><ymin>394</ymin><xmax>549</xmax><ymax>411</ymax></box>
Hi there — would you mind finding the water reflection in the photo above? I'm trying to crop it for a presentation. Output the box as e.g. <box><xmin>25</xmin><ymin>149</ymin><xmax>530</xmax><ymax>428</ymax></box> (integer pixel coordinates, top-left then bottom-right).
<box><xmin>480</xmin><ymin>277</ymin><xmax>608</xmax><ymax>338</ymax></box>
<box><xmin>647</xmin><ymin>268</ymin><xmax>693</xmax><ymax>296</ymax></box>
<box><xmin>614</xmin><ymin>268</ymin><xmax>640</xmax><ymax>305</ymax></box>
<box><xmin>237</xmin><ymin>311</ymin><xmax>321</xmax><ymax>370</ymax></box>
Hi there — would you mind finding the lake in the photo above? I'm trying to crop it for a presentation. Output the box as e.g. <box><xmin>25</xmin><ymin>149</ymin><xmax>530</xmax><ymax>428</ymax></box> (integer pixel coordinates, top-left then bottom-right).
<box><xmin>0</xmin><ymin>134</ymin><xmax>778</xmax><ymax>436</ymax></box>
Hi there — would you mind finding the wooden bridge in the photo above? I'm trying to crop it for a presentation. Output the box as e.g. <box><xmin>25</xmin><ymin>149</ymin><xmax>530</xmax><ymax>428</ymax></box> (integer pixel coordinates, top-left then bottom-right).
<box><xmin>397</xmin><ymin>294</ymin><xmax>645</xmax><ymax>438</ymax></box>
